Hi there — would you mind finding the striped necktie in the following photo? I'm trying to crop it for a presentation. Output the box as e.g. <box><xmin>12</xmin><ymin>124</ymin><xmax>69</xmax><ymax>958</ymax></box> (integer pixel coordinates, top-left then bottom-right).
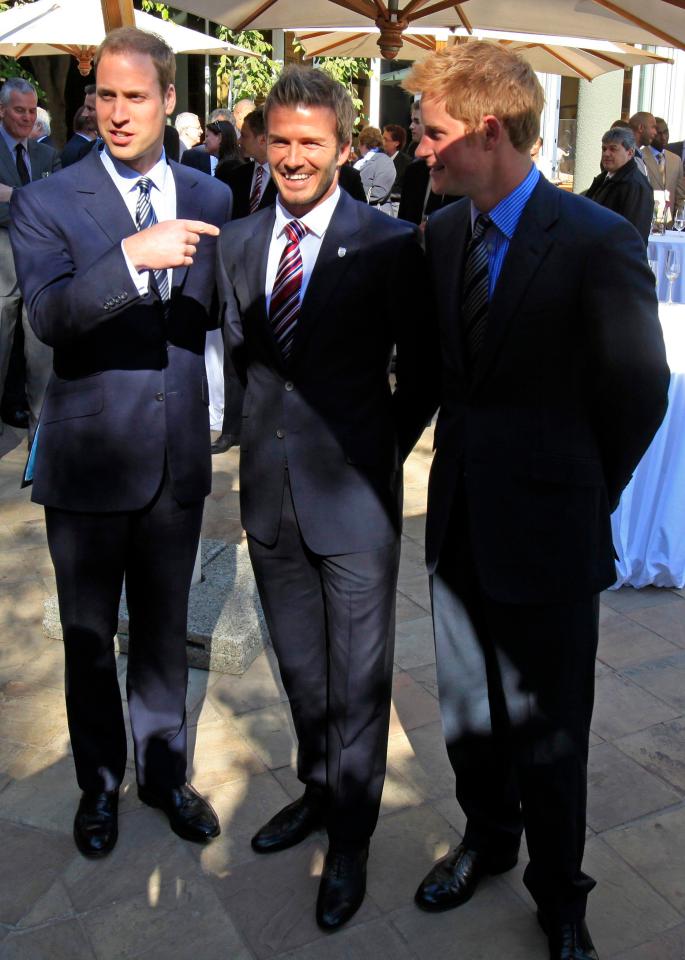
<box><xmin>135</xmin><ymin>177</ymin><xmax>170</xmax><ymax>302</ymax></box>
<box><xmin>249</xmin><ymin>164</ymin><xmax>264</xmax><ymax>214</ymax></box>
<box><xmin>269</xmin><ymin>219</ymin><xmax>307</xmax><ymax>360</ymax></box>
<box><xmin>461</xmin><ymin>213</ymin><xmax>491</xmax><ymax>363</ymax></box>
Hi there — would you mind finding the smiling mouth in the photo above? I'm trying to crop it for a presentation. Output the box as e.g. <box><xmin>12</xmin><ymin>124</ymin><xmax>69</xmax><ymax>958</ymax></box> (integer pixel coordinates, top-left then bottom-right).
<box><xmin>281</xmin><ymin>172</ymin><xmax>311</xmax><ymax>182</ymax></box>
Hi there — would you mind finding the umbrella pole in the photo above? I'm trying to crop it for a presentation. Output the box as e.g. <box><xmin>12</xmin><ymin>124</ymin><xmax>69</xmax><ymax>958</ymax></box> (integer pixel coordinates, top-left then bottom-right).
<box><xmin>100</xmin><ymin>0</ymin><xmax>135</xmax><ymax>32</ymax></box>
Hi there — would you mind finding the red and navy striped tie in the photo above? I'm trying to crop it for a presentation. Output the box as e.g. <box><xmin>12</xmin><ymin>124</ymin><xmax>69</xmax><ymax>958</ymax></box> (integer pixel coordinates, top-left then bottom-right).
<box><xmin>269</xmin><ymin>219</ymin><xmax>307</xmax><ymax>360</ymax></box>
<box><xmin>461</xmin><ymin>213</ymin><xmax>491</xmax><ymax>364</ymax></box>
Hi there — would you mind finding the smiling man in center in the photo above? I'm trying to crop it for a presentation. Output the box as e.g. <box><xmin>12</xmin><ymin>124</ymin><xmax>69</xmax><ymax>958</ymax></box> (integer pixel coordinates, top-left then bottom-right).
<box><xmin>217</xmin><ymin>66</ymin><xmax>436</xmax><ymax>930</ymax></box>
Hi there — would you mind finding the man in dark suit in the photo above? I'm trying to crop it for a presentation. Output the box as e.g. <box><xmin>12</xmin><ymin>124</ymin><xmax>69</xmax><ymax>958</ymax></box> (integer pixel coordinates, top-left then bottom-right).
<box><xmin>31</xmin><ymin>106</ymin><xmax>55</xmax><ymax>149</ymax></box>
<box><xmin>405</xmin><ymin>43</ymin><xmax>669</xmax><ymax>960</ymax></box>
<box><xmin>382</xmin><ymin>123</ymin><xmax>412</xmax><ymax>214</ymax></box>
<box><xmin>61</xmin><ymin>86</ymin><xmax>98</xmax><ymax>167</ymax></box>
<box><xmin>10</xmin><ymin>27</ymin><xmax>231</xmax><ymax>859</ymax></box>
<box><xmin>224</xmin><ymin>108</ymin><xmax>276</xmax><ymax>221</ymax></box>
<box><xmin>217</xmin><ymin>66</ymin><xmax>434</xmax><ymax>931</ymax></box>
<box><xmin>0</xmin><ymin>78</ymin><xmax>60</xmax><ymax>439</ymax></box>
<box><xmin>585</xmin><ymin>127</ymin><xmax>654</xmax><ymax>243</ymax></box>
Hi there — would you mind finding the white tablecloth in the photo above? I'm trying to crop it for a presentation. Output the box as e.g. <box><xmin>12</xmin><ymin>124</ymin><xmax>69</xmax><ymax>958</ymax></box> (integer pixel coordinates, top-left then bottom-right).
<box><xmin>647</xmin><ymin>232</ymin><xmax>685</xmax><ymax>304</ymax></box>
<box><xmin>205</xmin><ymin>328</ymin><xmax>224</xmax><ymax>431</ymax></box>
<box><xmin>611</xmin><ymin>303</ymin><xmax>685</xmax><ymax>588</ymax></box>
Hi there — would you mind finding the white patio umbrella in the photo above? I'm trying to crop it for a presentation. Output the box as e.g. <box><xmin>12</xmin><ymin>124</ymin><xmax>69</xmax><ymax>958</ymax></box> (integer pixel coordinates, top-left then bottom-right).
<box><xmin>295</xmin><ymin>27</ymin><xmax>673</xmax><ymax>81</ymax></box>
<box><xmin>0</xmin><ymin>0</ymin><xmax>258</xmax><ymax>75</ymax></box>
<box><xmin>169</xmin><ymin>0</ymin><xmax>685</xmax><ymax>59</ymax></box>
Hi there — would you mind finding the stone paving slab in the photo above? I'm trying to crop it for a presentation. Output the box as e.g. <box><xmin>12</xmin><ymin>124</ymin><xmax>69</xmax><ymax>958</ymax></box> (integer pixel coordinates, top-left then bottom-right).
<box><xmin>0</xmin><ymin>429</ymin><xmax>684</xmax><ymax>959</ymax></box>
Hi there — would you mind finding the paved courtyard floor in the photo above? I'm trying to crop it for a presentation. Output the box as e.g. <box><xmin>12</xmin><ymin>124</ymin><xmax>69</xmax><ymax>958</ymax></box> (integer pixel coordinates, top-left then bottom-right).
<box><xmin>0</xmin><ymin>424</ymin><xmax>684</xmax><ymax>960</ymax></box>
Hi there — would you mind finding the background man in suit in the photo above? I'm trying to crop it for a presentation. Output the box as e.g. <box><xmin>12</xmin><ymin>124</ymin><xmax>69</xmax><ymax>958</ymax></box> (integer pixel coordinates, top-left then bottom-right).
<box><xmin>232</xmin><ymin>97</ymin><xmax>255</xmax><ymax>132</ymax></box>
<box><xmin>585</xmin><ymin>127</ymin><xmax>654</xmax><ymax>243</ymax></box>
<box><xmin>181</xmin><ymin>107</ymin><xmax>234</xmax><ymax>175</ymax></box>
<box><xmin>0</xmin><ymin>78</ymin><xmax>59</xmax><ymax>440</ymax></box>
<box><xmin>405</xmin><ymin>43</ymin><xmax>669</xmax><ymax>960</ymax></box>
<box><xmin>175</xmin><ymin>110</ymin><xmax>202</xmax><ymax>157</ymax></box>
<box><xmin>628</xmin><ymin>111</ymin><xmax>656</xmax><ymax>178</ymax></box>
<box><xmin>30</xmin><ymin>106</ymin><xmax>54</xmax><ymax>148</ymax></box>
<box><xmin>10</xmin><ymin>26</ymin><xmax>231</xmax><ymax>860</ymax></box>
<box><xmin>218</xmin><ymin>66</ymin><xmax>434</xmax><ymax>931</ymax></box>
<box><xmin>666</xmin><ymin>136</ymin><xmax>685</xmax><ymax>172</ymax></box>
<box><xmin>61</xmin><ymin>86</ymin><xmax>98</xmax><ymax>167</ymax></box>
<box><xmin>381</xmin><ymin>123</ymin><xmax>412</xmax><ymax>216</ymax></box>
<box><xmin>643</xmin><ymin>117</ymin><xmax>685</xmax><ymax>221</ymax></box>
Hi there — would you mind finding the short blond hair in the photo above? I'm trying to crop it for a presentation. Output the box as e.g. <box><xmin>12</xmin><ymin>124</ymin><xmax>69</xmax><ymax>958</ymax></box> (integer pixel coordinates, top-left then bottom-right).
<box><xmin>404</xmin><ymin>41</ymin><xmax>544</xmax><ymax>153</ymax></box>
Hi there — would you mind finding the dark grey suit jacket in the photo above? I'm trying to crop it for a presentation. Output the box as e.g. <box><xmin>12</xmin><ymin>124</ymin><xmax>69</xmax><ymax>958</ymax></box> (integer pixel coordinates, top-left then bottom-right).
<box><xmin>424</xmin><ymin>176</ymin><xmax>669</xmax><ymax>602</ymax></box>
<box><xmin>217</xmin><ymin>189</ymin><xmax>437</xmax><ymax>554</ymax></box>
<box><xmin>0</xmin><ymin>133</ymin><xmax>60</xmax><ymax>296</ymax></box>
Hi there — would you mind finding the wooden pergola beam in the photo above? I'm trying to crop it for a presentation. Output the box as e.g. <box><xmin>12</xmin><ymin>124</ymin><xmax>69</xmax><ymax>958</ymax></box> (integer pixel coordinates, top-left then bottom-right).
<box><xmin>100</xmin><ymin>0</ymin><xmax>136</xmax><ymax>32</ymax></box>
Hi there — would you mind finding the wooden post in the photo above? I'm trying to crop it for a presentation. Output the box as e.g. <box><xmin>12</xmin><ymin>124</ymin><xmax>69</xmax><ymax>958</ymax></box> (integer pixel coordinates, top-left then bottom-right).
<box><xmin>100</xmin><ymin>0</ymin><xmax>136</xmax><ymax>32</ymax></box>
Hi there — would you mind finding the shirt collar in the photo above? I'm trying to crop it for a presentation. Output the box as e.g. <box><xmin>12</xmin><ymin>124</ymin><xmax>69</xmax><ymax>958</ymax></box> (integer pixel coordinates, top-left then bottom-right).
<box><xmin>275</xmin><ymin>185</ymin><xmax>341</xmax><ymax>240</ymax></box>
<box><xmin>470</xmin><ymin>163</ymin><xmax>539</xmax><ymax>239</ymax></box>
<box><xmin>0</xmin><ymin>123</ymin><xmax>28</xmax><ymax>153</ymax></box>
<box><xmin>100</xmin><ymin>146</ymin><xmax>169</xmax><ymax>195</ymax></box>
<box><xmin>650</xmin><ymin>145</ymin><xmax>663</xmax><ymax>159</ymax></box>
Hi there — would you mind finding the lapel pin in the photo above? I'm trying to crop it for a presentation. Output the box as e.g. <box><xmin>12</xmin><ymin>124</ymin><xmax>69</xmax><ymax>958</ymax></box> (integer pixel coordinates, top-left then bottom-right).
<box><xmin>337</xmin><ymin>246</ymin><xmax>346</xmax><ymax>258</ymax></box>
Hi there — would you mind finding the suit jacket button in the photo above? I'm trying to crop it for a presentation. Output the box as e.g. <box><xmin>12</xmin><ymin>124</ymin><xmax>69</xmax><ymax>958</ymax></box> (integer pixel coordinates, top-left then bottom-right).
<box><xmin>276</xmin><ymin>428</ymin><xmax>285</xmax><ymax>439</ymax></box>
<box><xmin>155</xmin><ymin>392</ymin><xmax>164</xmax><ymax>401</ymax></box>
<box><xmin>284</xmin><ymin>381</ymin><xmax>294</xmax><ymax>391</ymax></box>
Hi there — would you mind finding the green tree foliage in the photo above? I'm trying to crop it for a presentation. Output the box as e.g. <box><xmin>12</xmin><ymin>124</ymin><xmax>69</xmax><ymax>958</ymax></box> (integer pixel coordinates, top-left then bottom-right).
<box><xmin>140</xmin><ymin>0</ymin><xmax>170</xmax><ymax>20</ymax></box>
<box><xmin>309</xmin><ymin>54</ymin><xmax>372</xmax><ymax>129</ymax></box>
<box><xmin>216</xmin><ymin>28</ymin><xmax>281</xmax><ymax>106</ymax></box>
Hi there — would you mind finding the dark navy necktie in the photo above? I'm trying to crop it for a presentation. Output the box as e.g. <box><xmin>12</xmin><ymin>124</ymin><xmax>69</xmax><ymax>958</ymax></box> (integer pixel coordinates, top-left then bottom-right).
<box><xmin>461</xmin><ymin>213</ymin><xmax>491</xmax><ymax>362</ymax></box>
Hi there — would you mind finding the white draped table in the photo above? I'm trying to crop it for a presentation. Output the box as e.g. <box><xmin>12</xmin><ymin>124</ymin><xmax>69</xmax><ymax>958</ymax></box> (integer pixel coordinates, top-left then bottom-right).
<box><xmin>647</xmin><ymin>232</ymin><xmax>685</xmax><ymax>304</ymax></box>
<box><xmin>611</xmin><ymin>303</ymin><xmax>685</xmax><ymax>588</ymax></box>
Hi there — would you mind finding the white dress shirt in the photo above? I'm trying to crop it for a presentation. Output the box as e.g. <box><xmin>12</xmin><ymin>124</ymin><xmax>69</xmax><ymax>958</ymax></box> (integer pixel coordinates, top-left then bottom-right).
<box><xmin>101</xmin><ymin>147</ymin><xmax>176</xmax><ymax>296</ymax></box>
<box><xmin>265</xmin><ymin>186</ymin><xmax>340</xmax><ymax>314</ymax></box>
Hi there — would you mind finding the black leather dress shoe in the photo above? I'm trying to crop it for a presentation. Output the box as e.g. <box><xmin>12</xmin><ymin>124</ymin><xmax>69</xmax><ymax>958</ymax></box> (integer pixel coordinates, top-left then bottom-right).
<box><xmin>73</xmin><ymin>790</ymin><xmax>119</xmax><ymax>858</ymax></box>
<box><xmin>138</xmin><ymin>783</ymin><xmax>220</xmax><ymax>842</ymax></box>
<box><xmin>538</xmin><ymin>912</ymin><xmax>599</xmax><ymax>960</ymax></box>
<box><xmin>414</xmin><ymin>842</ymin><xmax>518</xmax><ymax>911</ymax></box>
<box><xmin>1</xmin><ymin>406</ymin><xmax>29</xmax><ymax>430</ymax></box>
<box><xmin>251</xmin><ymin>792</ymin><xmax>324</xmax><ymax>853</ymax></box>
<box><xmin>316</xmin><ymin>844</ymin><xmax>368</xmax><ymax>931</ymax></box>
<box><xmin>210</xmin><ymin>433</ymin><xmax>239</xmax><ymax>454</ymax></box>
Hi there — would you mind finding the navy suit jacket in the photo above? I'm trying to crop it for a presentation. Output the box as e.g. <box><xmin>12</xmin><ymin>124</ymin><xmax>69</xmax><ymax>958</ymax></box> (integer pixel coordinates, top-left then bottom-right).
<box><xmin>9</xmin><ymin>148</ymin><xmax>232</xmax><ymax>512</ymax></box>
<box><xmin>217</xmin><ymin>189</ymin><xmax>437</xmax><ymax>554</ymax></box>
<box><xmin>424</xmin><ymin>176</ymin><xmax>669</xmax><ymax>602</ymax></box>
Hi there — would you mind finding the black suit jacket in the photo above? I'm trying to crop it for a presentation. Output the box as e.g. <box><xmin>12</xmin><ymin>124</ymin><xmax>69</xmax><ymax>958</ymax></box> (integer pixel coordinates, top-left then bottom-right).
<box><xmin>181</xmin><ymin>147</ymin><xmax>212</xmax><ymax>175</ymax></box>
<box><xmin>223</xmin><ymin>161</ymin><xmax>277</xmax><ymax>219</ymax></box>
<box><xmin>398</xmin><ymin>158</ymin><xmax>460</xmax><ymax>224</ymax></box>
<box><xmin>390</xmin><ymin>151</ymin><xmax>412</xmax><ymax>199</ymax></box>
<box><xmin>666</xmin><ymin>140</ymin><xmax>684</xmax><ymax>171</ymax></box>
<box><xmin>584</xmin><ymin>158</ymin><xmax>654</xmax><ymax>243</ymax></box>
<box><xmin>10</xmin><ymin>149</ymin><xmax>232</xmax><ymax>512</ymax></box>
<box><xmin>217</xmin><ymin>189</ymin><xmax>437</xmax><ymax>554</ymax></box>
<box><xmin>424</xmin><ymin>177</ymin><xmax>669</xmax><ymax>603</ymax></box>
<box><xmin>61</xmin><ymin>133</ymin><xmax>95</xmax><ymax>168</ymax></box>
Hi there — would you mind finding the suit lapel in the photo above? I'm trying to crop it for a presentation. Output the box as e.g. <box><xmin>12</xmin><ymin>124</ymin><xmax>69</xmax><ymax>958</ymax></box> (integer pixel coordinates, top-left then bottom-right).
<box><xmin>243</xmin><ymin>207</ymin><xmax>283</xmax><ymax>369</ymax></box>
<box><xmin>0</xmin><ymin>135</ymin><xmax>21</xmax><ymax>188</ymax></box>
<box><xmin>470</xmin><ymin>178</ymin><xmax>558</xmax><ymax>388</ymax></box>
<box><xmin>435</xmin><ymin>201</ymin><xmax>470</xmax><ymax>381</ymax></box>
<box><xmin>288</xmin><ymin>190</ymin><xmax>362</xmax><ymax>370</ymax></box>
<box><xmin>75</xmin><ymin>149</ymin><xmax>141</xmax><ymax>247</ymax></box>
<box><xmin>170</xmin><ymin>160</ymin><xmax>203</xmax><ymax>288</ymax></box>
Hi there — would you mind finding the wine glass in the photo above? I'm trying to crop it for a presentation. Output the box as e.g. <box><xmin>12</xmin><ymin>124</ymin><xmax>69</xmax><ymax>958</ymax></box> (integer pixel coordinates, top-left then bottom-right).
<box><xmin>665</xmin><ymin>249</ymin><xmax>681</xmax><ymax>304</ymax></box>
<box><xmin>674</xmin><ymin>207</ymin><xmax>685</xmax><ymax>232</ymax></box>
